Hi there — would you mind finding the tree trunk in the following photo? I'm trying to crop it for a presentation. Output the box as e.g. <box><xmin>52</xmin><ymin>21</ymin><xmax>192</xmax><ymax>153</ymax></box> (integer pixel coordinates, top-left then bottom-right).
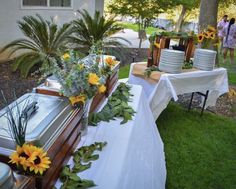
<box><xmin>198</xmin><ymin>0</ymin><xmax>220</xmax><ymax>65</ymax></box>
<box><xmin>175</xmin><ymin>5</ymin><xmax>187</xmax><ymax>32</ymax></box>
<box><xmin>199</xmin><ymin>0</ymin><xmax>219</xmax><ymax>30</ymax></box>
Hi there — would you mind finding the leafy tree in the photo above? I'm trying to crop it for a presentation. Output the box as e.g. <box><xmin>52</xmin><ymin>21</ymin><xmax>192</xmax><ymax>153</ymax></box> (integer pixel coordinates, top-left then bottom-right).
<box><xmin>107</xmin><ymin>0</ymin><xmax>170</xmax><ymax>48</ymax></box>
<box><xmin>70</xmin><ymin>9</ymin><xmax>128</xmax><ymax>53</ymax></box>
<box><xmin>171</xmin><ymin>0</ymin><xmax>200</xmax><ymax>32</ymax></box>
<box><xmin>218</xmin><ymin>1</ymin><xmax>236</xmax><ymax>19</ymax></box>
<box><xmin>0</xmin><ymin>14</ymin><xmax>72</xmax><ymax>78</ymax></box>
<box><xmin>107</xmin><ymin>0</ymin><xmax>170</xmax><ymax>30</ymax></box>
<box><xmin>167</xmin><ymin>0</ymin><xmax>235</xmax><ymax>32</ymax></box>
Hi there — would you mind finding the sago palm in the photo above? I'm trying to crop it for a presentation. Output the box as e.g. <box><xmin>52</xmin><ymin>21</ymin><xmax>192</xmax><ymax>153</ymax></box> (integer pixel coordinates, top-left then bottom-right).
<box><xmin>71</xmin><ymin>10</ymin><xmax>129</xmax><ymax>52</ymax></box>
<box><xmin>0</xmin><ymin>14</ymin><xmax>73</xmax><ymax>78</ymax></box>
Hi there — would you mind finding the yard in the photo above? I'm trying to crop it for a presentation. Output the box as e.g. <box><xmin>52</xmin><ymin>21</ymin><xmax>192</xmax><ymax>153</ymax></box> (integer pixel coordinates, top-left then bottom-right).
<box><xmin>158</xmin><ymin>103</ymin><xmax>236</xmax><ymax>189</ymax></box>
<box><xmin>119</xmin><ymin>56</ymin><xmax>236</xmax><ymax>189</ymax></box>
<box><xmin>0</xmin><ymin>1</ymin><xmax>236</xmax><ymax>187</ymax></box>
<box><xmin>119</xmin><ymin>22</ymin><xmax>163</xmax><ymax>35</ymax></box>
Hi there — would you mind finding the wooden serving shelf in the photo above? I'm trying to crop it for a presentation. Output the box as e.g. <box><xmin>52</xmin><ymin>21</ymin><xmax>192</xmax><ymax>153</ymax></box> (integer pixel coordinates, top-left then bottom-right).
<box><xmin>148</xmin><ymin>35</ymin><xmax>194</xmax><ymax>66</ymax></box>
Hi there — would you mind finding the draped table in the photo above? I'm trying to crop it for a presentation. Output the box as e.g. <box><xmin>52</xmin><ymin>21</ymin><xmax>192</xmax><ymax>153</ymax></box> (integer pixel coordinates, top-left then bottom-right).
<box><xmin>128</xmin><ymin>62</ymin><xmax>229</xmax><ymax>120</ymax></box>
<box><xmin>55</xmin><ymin>84</ymin><xmax>166</xmax><ymax>189</ymax></box>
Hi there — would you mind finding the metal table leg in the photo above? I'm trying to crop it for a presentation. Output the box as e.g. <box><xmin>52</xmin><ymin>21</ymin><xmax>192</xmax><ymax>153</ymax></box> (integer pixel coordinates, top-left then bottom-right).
<box><xmin>188</xmin><ymin>90</ymin><xmax>209</xmax><ymax>116</ymax></box>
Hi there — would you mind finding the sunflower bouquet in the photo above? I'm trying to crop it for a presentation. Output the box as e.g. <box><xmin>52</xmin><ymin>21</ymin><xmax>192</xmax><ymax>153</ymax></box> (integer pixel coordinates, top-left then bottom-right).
<box><xmin>9</xmin><ymin>144</ymin><xmax>51</xmax><ymax>175</ymax></box>
<box><xmin>197</xmin><ymin>26</ymin><xmax>219</xmax><ymax>49</ymax></box>
<box><xmin>52</xmin><ymin>52</ymin><xmax>107</xmax><ymax>107</ymax></box>
<box><xmin>1</xmin><ymin>92</ymin><xmax>51</xmax><ymax>176</ymax></box>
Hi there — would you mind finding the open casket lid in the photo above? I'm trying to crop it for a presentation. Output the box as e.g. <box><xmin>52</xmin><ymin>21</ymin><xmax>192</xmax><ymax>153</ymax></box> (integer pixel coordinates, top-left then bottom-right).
<box><xmin>0</xmin><ymin>93</ymin><xmax>73</xmax><ymax>154</ymax></box>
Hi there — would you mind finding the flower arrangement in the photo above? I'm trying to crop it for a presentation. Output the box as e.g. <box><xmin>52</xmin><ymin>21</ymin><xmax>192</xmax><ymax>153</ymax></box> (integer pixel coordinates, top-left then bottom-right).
<box><xmin>100</xmin><ymin>56</ymin><xmax>119</xmax><ymax>76</ymax></box>
<box><xmin>104</xmin><ymin>56</ymin><xmax>117</xmax><ymax>67</ymax></box>
<box><xmin>9</xmin><ymin>144</ymin><xmax>51</xmax><ymax>175</ymax></box>
<box><xmin>197</xmin><ymin>26</ymin><xmax>219</xmax><ymax>48</ymax></box>
<box><xmin>52</xmin><ymin>51</ymin><xmax>107</xmax><ymax>107</ymax></box>
<box><xmin>0</xmin><ymin>91</ymin><xmax>51</xmax><ymax>176</ymax></box>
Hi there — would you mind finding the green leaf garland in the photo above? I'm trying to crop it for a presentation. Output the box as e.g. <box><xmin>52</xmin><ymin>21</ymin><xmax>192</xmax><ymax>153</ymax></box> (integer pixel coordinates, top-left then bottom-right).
<box><xmin>59</xmin><ymin>142</ymin><xmax>107</xmax><ymax>189</ymax></box>
<box><xmin>88</xmin><ymin>83</ymin><xmax>136</xmax><ymax>126</ymax></box>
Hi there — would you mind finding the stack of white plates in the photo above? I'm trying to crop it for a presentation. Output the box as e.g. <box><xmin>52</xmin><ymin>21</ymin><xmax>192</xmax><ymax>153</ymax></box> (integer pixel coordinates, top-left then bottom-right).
<box><xmin>193</xmin><ymin>49</ymin><xmax>217</xmax><ymax>71</ymax></box>
<box><xmin>159</xmin><ymin>49</ymin><xmax>185</xmax><ymax>73</ymax></box>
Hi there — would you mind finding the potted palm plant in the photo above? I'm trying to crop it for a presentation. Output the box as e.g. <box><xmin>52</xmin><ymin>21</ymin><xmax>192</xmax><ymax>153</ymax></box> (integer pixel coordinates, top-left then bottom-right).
<box><xmin>70</xmin><ymin>9</ymin><xmax>129</xmax><ymax>56</ymax></box>
<box><xmin>0</xmin><ymin>14</ymin><xmax>73</xmax><ymax>78</ymax></box>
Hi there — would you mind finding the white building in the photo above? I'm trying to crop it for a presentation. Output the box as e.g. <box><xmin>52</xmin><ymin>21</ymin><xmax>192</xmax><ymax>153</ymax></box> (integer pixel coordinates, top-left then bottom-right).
<box><xmin>0</xmin><ymin>0</ymin><xmax>104</xmax><ymax>61</ymax></box>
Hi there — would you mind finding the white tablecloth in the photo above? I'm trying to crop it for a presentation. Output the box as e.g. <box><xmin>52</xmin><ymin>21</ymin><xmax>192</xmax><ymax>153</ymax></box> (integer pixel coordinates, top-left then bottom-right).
<box><xmin>128</xmin><ymin>63</ymin><xmax>229</xmax><ymax>120</ymax></box>
<box><xmin>55</xmin><ymin>84</ymin><xmax>166</xmax><ymax>189</ymax></box>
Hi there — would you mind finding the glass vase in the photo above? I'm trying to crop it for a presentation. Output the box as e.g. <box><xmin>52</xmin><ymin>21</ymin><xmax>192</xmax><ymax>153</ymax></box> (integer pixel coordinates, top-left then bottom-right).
<box><xmin>81</xmin><ymin>97</ymin><xmax>93</xmax><ymax>136</ymax></box>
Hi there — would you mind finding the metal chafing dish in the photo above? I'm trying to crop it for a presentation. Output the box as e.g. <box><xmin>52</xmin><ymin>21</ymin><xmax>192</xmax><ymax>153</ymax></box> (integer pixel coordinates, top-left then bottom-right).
<box><xmin>0</xmin><ymin>93</ymin><xmax>74</xmax><ymax>156</ymax></box>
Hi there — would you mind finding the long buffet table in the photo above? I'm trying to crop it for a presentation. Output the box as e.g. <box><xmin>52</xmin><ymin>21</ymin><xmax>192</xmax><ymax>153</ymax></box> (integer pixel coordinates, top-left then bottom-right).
<box><xmin>128</xmin><ymin>62</ymin><xmax>229</xmax><ymax>120</ymax></box>
<box><xmin>55</xmin><ymin>84</ymin><xmax>166</xmax><ymax>189</ymax></box>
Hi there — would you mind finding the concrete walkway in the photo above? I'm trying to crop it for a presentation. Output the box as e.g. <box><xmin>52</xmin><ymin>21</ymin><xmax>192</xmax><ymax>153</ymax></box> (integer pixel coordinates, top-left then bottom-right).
<box><xmin>112</xmin><ymin>29</ymin><xmax>150</xmax><ymax>48</ymax></box>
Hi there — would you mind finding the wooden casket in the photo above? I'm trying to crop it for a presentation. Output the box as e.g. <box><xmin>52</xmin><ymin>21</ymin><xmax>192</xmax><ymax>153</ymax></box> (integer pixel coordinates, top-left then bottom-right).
<box><xmin>36</xmin><ymin>62</ymin><xmax>120</xmax><ymax>113</ymax></box>
<box><xmin>0</xmin><ymin>93</ymin><xmax>83</xmax><ymax>189</ymax></box>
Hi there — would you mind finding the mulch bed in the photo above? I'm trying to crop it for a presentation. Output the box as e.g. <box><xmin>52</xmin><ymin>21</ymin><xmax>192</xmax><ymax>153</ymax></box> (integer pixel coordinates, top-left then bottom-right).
<box><xmin>176</xmin><ymin>88</ymin><xmax>236</xmax><ymax>118</ymax></box>
<box><xmin>0</xmin><ymin>60</ymin><xmax>39</xmax><ymax>109</ymax></box>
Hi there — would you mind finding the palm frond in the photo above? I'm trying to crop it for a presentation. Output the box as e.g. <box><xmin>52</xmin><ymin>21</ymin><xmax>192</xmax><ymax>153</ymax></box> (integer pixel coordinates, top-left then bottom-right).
<box><xmin>12</xmin><ymin>52</ymin><xmax>37</xmax><ymax>71</ymax></box>
<box><xmin>72</xmin><ymin>9</ymin><xmax>129</xmax><ymax>51</ymax></box>
<box><xmin>0</xmin><ymin>14</ymin><xmax>73</xmax><ymax>77</ymax></box>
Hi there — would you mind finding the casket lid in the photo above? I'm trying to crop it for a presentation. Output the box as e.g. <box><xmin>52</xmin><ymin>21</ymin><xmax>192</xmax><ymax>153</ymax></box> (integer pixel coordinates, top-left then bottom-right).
<box><xmin>0</xmin><ymin>93</ymin><xmax>71</xmax><ymax>152</ymax></box>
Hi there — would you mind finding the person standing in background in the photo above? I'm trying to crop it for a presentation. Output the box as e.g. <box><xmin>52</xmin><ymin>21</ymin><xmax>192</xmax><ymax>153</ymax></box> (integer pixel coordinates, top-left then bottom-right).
<box><xmin>222</xmin><ymin>18</ymin><xmax>236</xmax><ymax>64</ymax></box>
<box><xmin>217</xmin><ymin>15</ymin><xmax>228</xmax><ymax>54</ymax></box>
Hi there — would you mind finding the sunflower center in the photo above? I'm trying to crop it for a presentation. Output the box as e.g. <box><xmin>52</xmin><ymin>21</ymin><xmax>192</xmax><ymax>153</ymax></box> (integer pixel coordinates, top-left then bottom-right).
<box><xmin>19</xmin><ymin>152</ymin><xmax>29</xmax><ymax>159</ymax></box>
<box><xmin>34</xmin><ymin>156</ymin><xmax>41</xmax><ymax>165</ymax></box>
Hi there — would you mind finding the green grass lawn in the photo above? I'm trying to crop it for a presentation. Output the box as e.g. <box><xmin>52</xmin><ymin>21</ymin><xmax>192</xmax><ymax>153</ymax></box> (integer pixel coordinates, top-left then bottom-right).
<box><xmin>119</xmin><ymin>65</ymin><xmax>236</xmax><ymax>188</ymax></box>
<box><xmin>119</xmin><ymin>22</ymin><xmax>163</xmax><ymax>35</ymax></box>
<box><xmin>119</xmin><ymin>64</ymin><xmax>130</xmax><ymax>79</ymax></box>
<box><xmin>157</xmin><ymin>103</ymin><xmax>236</xmax><ymax>189</ymax></box>
<box><xmin>218</xmin><ymin>54</ymin><xmax>236</xmax><ymax>85</ymax></box>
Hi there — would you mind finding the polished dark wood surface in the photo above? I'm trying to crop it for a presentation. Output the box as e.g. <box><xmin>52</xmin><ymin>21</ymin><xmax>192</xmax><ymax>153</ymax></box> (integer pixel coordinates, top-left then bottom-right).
<box><xmin>35</xmin><ymin>88</ymin><xmax>62</xmax><ymax>97</ymax></box>
<box><xmin>35</xmin><ymin>108</ymin><xmax>83</xmax><ymax>189</ymax></box>
<box><xmin>1</xmin><ymin>108</ymin><xmax>83</xmax><ymax>189</ymax></box>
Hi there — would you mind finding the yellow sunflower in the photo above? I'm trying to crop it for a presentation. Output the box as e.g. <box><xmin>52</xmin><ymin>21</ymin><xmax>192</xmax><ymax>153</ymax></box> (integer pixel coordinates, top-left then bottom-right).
<box><xmin>88</xmin><ymin>73</ymin><xmax>100</xmax><ymax>85</ymax></box>
<box><xmin>62</xmin><ymin>53</ymin><xmax>70</xmax><ymax>60</ymax></box>
<box><xmin>69</xmin><ymin>95</ymin><xmax>86</xmax><ymax>106</ymax></box>
<box><xmin>105</xmin><ymin>57</ymin><xmax>116</xmax><ymax>67</ymax></box>
<box><xmin>27</xmin><ymin>148</ymin><xmax>51</xmax><ymax>175</ymax></box>
<box><xmin>204</xmin><ymin>31</ymin><xmax>210</xmax><ymax>39</ymax></box>
<box><xmin>207</xmin><ymin>25</ymin><xmax>216</xmax><ymax>33</ymax></box>
<box><xmin>209</xmin><ymin>32</ymin><xmax>215</xmax><ymax>39</ymax></box>
<box><xmin>98</xmin><ymin>85</ymin><xmax>106</xmax><ymax>93</ymax></box>
<box><xmin>79</xmin><ymin>64</ymin><xmax>85</xmax><ymax>70</ymax></box>
<box><xmin>9</xmin><ymin>144</ymin><xmax>33</xmax><ymax>170</ymax></box>
<box><xmin>154</xmin><ymin>42</ymin><xmax>160</xmax><ymax>48</ymax></box>
<box><xmin>197</xmin><ymin>33</ymin><xmax>204</xmax><ymax>43</ymax></box>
